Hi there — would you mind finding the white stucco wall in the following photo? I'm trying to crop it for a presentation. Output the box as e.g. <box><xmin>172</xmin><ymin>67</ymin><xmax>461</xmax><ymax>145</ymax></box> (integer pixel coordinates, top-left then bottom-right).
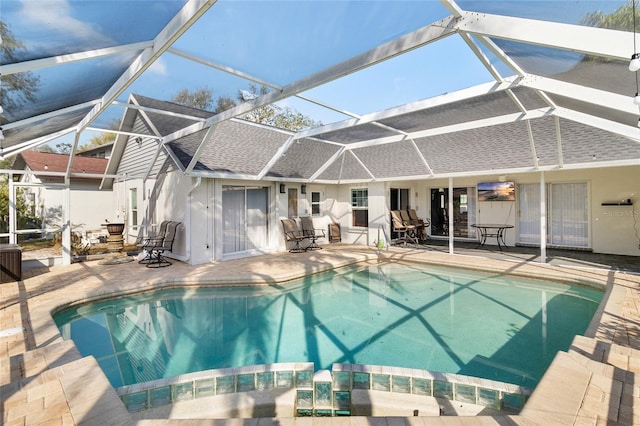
<box><xmin>115</xmin><ymin>171</ymin><xmax>190</xmax><ymax>261</ymax></box>
<box><xmin>17</xmin><ymin>177</ymin><xmax>115</xmax><ymax>234</ymax></box>
<box><xmin>409</xmin><ymin>166</ymin><xmax>640</xmax><ymax>256</ymax></box>
<box><xmin>69</xmin><ymin>181</ymin><xmax>117</xmax><ymax>232</ymax></box>
<box><xmin>112</xmin><ymin>165</ymin><xmax>640</xmax><ymax>263</ymax></box>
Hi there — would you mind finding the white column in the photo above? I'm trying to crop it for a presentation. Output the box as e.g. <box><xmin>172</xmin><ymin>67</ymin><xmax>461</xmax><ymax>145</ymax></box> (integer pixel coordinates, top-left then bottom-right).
<box><xmin>448</xmin><ymin>177</ymin><xmax>454</xmax><ymax>254</ymax></box>
<box><xmin>540</xmin><ymin>171</ymin><xmax>546</xmax><ymax>263</ymax></box>
<box><xmin>8</xmin><ymin>173</ymin><xmax>16</xmax><ymax>244</ymax></box>
<box><xmin>62</xmin><ymin>185</ymin><xmax>71</xmax><ymax>265</ymax></box>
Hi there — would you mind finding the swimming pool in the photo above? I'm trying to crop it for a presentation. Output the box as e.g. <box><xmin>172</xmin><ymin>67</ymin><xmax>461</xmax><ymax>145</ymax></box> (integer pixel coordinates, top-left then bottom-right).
<box><xmin>54</xmin><ymin>261</ymin><xmax>602</xmax><ymax>390</ymax></box>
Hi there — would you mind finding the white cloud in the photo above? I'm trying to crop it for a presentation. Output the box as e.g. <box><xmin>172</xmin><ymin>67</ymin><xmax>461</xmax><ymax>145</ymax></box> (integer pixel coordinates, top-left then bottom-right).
<box><xmin>148</xmin><ymin>58</ymin><xmax>169</xmax><ymax>77</ymax></box>
<box><xmin>20</xmin><ymin>0</ymin><xmax>112</xmax><ymax>47</ymax></box>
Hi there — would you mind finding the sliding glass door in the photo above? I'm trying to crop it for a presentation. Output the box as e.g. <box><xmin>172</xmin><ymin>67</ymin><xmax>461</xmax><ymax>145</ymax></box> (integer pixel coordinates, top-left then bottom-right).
<box><xmin>517</xmin><ymin>182</ymin><xmax>589</xmax><ymax>248</ymax></box>
<box><xmin>222</xmin><ymin>185</ymin><xmax>269</xmax><ymax>255</ymax></box>
<box><xmin>430</xmin><ymin>187</ymin><xmax>477</xmax><ymax>238</ymax></box>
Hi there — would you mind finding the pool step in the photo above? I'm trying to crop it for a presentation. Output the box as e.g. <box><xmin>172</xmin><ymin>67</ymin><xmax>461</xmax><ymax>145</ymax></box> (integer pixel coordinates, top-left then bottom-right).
<box><xmin>350</xmin><ymin>389</ymin><xmax>440</xmax><ymax>416</ymax></box>
<box><xmin>522</xmin><ymin>335</ymin><xmax>640</xmax><ymax>424</ymax></box>
<box><xmin>0</xmin><ymin>339</ymin><xmax>81</xmax><ymax>386</ymax></box>
<box><xmin>565</xmin><ymin>335</ymin><xmax>640</xmax><ymax>424</ymax></box>
<box><xmin>1</xmin><ymin>355</ymin><xmax>132</xmax><ymax>425</ymax></box>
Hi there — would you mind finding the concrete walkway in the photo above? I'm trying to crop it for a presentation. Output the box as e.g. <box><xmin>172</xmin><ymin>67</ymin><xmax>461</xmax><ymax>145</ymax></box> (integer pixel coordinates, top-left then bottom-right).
<box><xmin>2</xmin><ymin>244</ymin><xmax>640</xmax><ymax>425</ymax></box>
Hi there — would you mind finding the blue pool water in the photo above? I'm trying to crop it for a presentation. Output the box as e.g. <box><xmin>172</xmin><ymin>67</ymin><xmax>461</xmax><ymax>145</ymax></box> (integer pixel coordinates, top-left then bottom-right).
<box><xmin>54</xmin><ymin>262</ymin><xmax>602</xmax><ymax>389</ymax></box>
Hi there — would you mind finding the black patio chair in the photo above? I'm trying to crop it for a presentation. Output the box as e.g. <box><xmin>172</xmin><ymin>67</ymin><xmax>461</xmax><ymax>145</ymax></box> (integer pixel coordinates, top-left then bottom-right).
<box><xmin>145</xmin><ymin>221</ymin><xmax>180</xmax><ymax>268</ymax></box>
<box><xmin>137</xmin><ymin>220</ymin><xmax>171</xmax><ymax>264</ymax></box>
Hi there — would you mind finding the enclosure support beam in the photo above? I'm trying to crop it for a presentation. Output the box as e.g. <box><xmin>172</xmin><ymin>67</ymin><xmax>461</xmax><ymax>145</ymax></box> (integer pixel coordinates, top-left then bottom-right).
<box><xmin>449</xmin><ymin>177</ymin><xmax>454</xmax><ymax>255</ymax></box>
<box><xmin>8</xmin><ymin>173</ymin><xmax>16</xmax><ymax>245</ymax></box>
<box><xmin>540</xmin><ymin>171</ymin><xmax>547</xmax><ymax>264</ymax></box>
<box><xmin>62</xmin><ymin>187</ymin><xmax>72</xmax><ymax>266</ymax></box>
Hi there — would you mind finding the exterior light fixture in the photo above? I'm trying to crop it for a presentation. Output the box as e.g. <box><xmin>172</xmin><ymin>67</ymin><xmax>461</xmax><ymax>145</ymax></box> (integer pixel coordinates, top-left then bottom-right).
<box><xmin>301</xmin><ymin>184</ymin><xmax>307</xmax><ymax>194</ymax></box>
<box><xmin>0</xmin><ymin>128</ymin><xmax>4</xmax><ymax>141</ymax></box>
<box><xmin>280</xmin><ymin>183</ymin><xmax>286</xmax><ymax>193</ymax></box>
<box><xmin>631</xmin><ymin>54</ymin><xmax>640</xmax><ymax>72</ymax></box>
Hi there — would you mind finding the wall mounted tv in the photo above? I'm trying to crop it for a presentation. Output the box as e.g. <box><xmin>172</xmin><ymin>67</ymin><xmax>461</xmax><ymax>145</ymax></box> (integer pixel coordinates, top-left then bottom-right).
<box><xmin>477</xmin><ymin>182</ymin><xmax>515</xmax><ymax>202</ymax></box>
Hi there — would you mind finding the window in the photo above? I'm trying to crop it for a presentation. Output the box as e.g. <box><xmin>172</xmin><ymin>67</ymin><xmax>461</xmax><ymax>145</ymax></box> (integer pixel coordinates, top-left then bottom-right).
<box><xmin>130</xmin><ymin>188</ymin><xmax>138</xmax><ymax>229</ymax></box>
<box><xmin>390</xmin><ymin>188</ymin><xmax>409</xmax><ymax>210</ymax></box>
<box><xmin>311</xmin><ymin>191</ymin><xmax>322</xmax><ymax>216</ymax></box>
<box><xmin>28</xmin><ymin>193</ymin><xmax>36</xmax><ymax>216</ymax></box>
<box><xmin>351</xmin><ymin>188</ymin><xmax>368</xmax><ymax>227</ymax></box>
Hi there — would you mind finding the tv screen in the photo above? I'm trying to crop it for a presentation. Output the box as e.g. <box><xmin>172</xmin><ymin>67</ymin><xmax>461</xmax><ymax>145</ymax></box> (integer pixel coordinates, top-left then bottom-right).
<box><xmin>478</xmin><ymin>182</ymin><xmax>515</xmax><ymax>201</ymax></box>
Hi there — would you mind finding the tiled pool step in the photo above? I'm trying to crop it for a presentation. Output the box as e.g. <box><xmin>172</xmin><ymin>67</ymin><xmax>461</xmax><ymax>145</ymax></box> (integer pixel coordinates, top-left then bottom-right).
<box><xmin>115</xmin><ymin>362</ymin><xmax>531</xmax><ymax>418</ymax></box>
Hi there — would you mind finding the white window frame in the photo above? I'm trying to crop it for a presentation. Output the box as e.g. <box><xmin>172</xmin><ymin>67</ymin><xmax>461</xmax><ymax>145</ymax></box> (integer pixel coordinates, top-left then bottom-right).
<box><xmin>351</xmin><ymin>188</ymin><xmax>368</xmax><ymax>228</ymax></box>
<box><xmin>311</xmin><ymin>191</ymin><xmax>323</xmax><ymax>216</ymax></box>
<box><xmin>130</xmin><ymin>188</ymin><xmax>138</xmax><ymax>230</ymax></box>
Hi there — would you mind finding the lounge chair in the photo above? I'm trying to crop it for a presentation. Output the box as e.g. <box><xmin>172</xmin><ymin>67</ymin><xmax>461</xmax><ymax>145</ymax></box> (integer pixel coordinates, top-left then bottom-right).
<box><xmin>300</xmin><ymin>216</ymin><xmax>325</xmax><ymax>250</ymax></box>
<box><xmin>390</xmin><ymin>210</ymin><xmax>418</xmax><ymax>247</ymax></box>
<box><xmin>145</xmin><ymin>221</ymin><xmax>180</xmax><ymax>268</ymax></box>
<box><xmin>281</xmin><ymin>218</ymin><xmax>308</xmax><ymax>252</ymax></box>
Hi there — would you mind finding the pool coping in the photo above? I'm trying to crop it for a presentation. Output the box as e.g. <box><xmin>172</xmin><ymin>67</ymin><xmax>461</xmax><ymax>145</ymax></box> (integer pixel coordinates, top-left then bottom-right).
<box><xmin>2</xmin><ymin>244</ymin><xmax>640</xmax><ymax>424</ymax></box>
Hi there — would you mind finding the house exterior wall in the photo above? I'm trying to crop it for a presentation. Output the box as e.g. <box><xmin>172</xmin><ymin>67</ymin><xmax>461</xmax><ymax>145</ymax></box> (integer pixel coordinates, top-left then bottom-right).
<box><xmin>117</xmin><ymin>117</ymin><xmax>168</xmax><ymax>179</ymax></box>
<box><xmin>189</xmin><ymin>178</ymin><xmax>213</xmax><ymax>265</ymax></box>
<box><xmin>317</xmin><ymin>166</ymin><xmax>639</xmax><ymax>257</ymax></box>
<box><xmin>517</xmin><ymin>166</ymin><xmax>639</xmax><ymax>256</ymax></box>
<box><xmin>17</xmin><ymin>174</ymin><xmax>114</xmax><ymax>234</ymax></box>
<box><xmin>148</xmin><ymin>171</ymin><xmax>189</xmax><ymax>260</ymax></box>
<box><xmin>114</xmin><ymin>165</ymin><xmax>639</xmax><ymax>264</ymax></box>
<box><xmin>115</xmin><ymin>171</ymin><xmax>189</xmax><ymax>261</ymax></box>
<box><xmin>400</xmin><ymin>166</ymin><xmax>640</xmax><ymax>256</ymax></box>
<box><xmin>69</xmin><ymin>180</ymin><xmax>117</xmax><ymax>232</ymax></box>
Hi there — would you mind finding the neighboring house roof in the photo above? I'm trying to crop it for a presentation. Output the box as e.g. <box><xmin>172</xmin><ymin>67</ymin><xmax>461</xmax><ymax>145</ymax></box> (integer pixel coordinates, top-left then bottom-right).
<box><xmin>14</xmin><ymin>151</ymin><xmax>108</xmax><ymax>178</ymax></box>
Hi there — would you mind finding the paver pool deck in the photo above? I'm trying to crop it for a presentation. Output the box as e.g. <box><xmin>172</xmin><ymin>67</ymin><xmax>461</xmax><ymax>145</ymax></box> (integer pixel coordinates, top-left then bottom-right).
<box><xmin>2</xmin><ymin>244</ymin><xmax>640</xmax><ymax>425</ymax></box>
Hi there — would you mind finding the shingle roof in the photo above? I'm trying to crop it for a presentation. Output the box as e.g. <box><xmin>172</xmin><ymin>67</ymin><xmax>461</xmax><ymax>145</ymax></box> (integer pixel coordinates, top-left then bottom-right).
<box><xmin>16</xmin><ymin>151</ymin><xmax>108</xmax><ymax>176</ymax></box>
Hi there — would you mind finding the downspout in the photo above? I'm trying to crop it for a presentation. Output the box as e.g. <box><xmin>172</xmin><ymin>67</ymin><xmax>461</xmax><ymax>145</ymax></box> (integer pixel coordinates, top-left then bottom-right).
<box><xmin>185</xmin><ymin>177</ymin><xmax>202</xmax><ymax>264</ymax></box>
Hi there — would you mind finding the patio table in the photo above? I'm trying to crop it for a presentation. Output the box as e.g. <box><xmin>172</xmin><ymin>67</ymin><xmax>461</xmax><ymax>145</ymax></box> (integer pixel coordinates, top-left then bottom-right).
<box><xmin>471</xmin><ymin>224</ymin><xmax>514</xmax><ymax>250</ymax></box>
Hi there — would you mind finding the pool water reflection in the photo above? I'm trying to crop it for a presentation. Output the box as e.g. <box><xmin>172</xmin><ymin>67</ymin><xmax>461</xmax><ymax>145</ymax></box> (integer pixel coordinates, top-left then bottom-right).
<box><xmin>54</xmin><ymin>262</ymin><xmax>602</xmax><ymax>389</ymax></box>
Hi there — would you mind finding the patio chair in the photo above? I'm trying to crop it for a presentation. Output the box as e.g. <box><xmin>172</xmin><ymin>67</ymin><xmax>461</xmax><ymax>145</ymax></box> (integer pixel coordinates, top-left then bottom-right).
<box><xmin>390</xmin><ymin>210</ymin><xmax>418</xmax><ymax>247</ymax></box>
<box><xmin>281</xmin><ymin>218</ymin><xmax>308</xmax><ymax>252</ymax></box>
<box><xmin>407</xmin><ymin>209</ymin><xmax>430</xmax><ymax>241</ymax></box>
<box><xmin>137</xmin><ymin>220</ymin><xmax>171</xmax><ymax>264</ymax></box>
<box><xmin>145</xmin><ymin>221</ymin><xmax>180</xmax><ymax>268</ymax></box>
<box><xmin>300</xmin><ymin>216</ymin><xmax>325</xmax><ymax>250</ymax></box>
